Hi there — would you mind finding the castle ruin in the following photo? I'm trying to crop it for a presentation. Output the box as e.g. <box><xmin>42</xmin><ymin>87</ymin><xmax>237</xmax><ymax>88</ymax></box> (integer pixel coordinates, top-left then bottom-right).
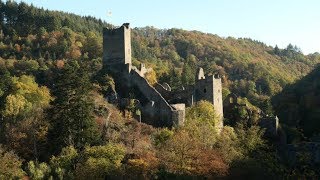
<box><xmin>103</xmin><ymin>23</ymin><xmax>223</xmax><ymax>130</ymax></box>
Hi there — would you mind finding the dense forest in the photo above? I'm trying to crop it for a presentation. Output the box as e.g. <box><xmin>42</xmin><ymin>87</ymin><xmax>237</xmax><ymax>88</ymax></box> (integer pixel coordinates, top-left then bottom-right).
<box><xmin>0</xmin><ymin>1</ymin><xmax>319</xmax><ymax>179</ymax></box>
<box><xmin>273</xmin><ymin>65</ymin><xmax>320</xmax><ymax>141</ymax></box>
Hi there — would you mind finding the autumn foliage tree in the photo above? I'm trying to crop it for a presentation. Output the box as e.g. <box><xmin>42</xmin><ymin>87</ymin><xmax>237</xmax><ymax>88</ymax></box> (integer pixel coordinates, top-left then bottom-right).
<box><xmin>1</xmin><ymin>75</ymin><xmax>52</xmax><ymax>160</ymax></box>
<box><xmin>184</xmin><ymin>100</ymin><xmax>218</xmax><ymax>147</ymax></box>
<box><xmin>158</xmin><ymin>129</ymin><xmax>228</xmax><ymax>178</ymax></box>
<box><xmin>75</xmin><ymin>144</ymin><xmax>125</xmax><ymax>179</ymax></box>
<box><xmin>0</xmin><ymin>1</ymin><xmax>318</xmax><ymax>178</ymax></box>
<box><xmin>0</xmin><ymin>145</ymin><xmax>25</xmax><ymax>179</ymax></box>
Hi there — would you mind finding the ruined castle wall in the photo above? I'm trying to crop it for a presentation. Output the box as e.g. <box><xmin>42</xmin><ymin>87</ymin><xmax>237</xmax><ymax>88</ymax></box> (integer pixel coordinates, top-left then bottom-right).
<box><xmin>154</xmin><ymin>83</ymin><xmax>172</xmax><ymax>99</ymax></box>
<box><xmin>169</xmin><ymin>88</ymin><xmax>194</xmax><ymax>106</ymax></box>
<box><xmin>103</xmin><ymin>24</ymin><xmax>185</xmax><ymax>128</ymax></box>
<box><xmin>194</xmin><ymin>76</ymin><xmax>223</xmax><ymax>130</ymax></box>
<box><xmin>123</xmin><ymin>25</ymin><xmax>132</xmax><ymax>64</ymax></box>
<box><xmin>259</xmin><ymin>116</ymin><xmax>279</xmax><ymax>138</ymax></box>
<box><xmin>212</xmin><ymin>77</ymin><xmax>224</xmax><ymax>129</ymax></box>
<box><xmin>155</xmin><ymin>83</ymin><xmax>195</xmax><ymax>106</ymax></box>
<box><xmin>129</xmin><ymin>70</ymin><xmax>179</xmax><ymax>127</ymax></box>
<box><xmin>171</xmin><ymin>104</ymin><xmax>185</xmax><ymax>126</ymax></box>
<box><xmin>194</xmin><ymin>77</ymin><xmax>214</xmax><ymax>103</ymax></box>
<box><xmin>103</xmin><ymin>25</ymin><xmax>131</xmax><ymax>65</ymax></box>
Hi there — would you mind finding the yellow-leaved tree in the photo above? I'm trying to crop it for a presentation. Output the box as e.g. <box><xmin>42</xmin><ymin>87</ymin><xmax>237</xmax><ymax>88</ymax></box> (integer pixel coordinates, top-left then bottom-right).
<box><xmin>184</xmin><ymin>100</ymin><xmax>218</xmax><ymax>147</ymax></box>
<box><xmin>145</xmin><ymin>69</ymin><xmax>157</xmax><ymax>86</ymax></box>
<box><xmin>2</xmin><ymin>75</ymin><xmax>53</xmax><ymax>160</ymax></box>
<box><xmin>4</xmin><ymin>75</ymin><xmax>52</xmax><ymax>118</ymax></box>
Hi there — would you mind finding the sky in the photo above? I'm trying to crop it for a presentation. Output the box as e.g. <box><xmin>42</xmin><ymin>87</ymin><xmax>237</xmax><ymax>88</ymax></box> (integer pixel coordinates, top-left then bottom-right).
<box><xmin>15</xmin><ymin>0</ymin><xmax>320</xmax><ymax>54</ymax></box>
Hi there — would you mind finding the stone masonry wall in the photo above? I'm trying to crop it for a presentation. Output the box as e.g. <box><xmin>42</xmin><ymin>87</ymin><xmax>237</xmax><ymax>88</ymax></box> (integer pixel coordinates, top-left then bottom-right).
<box><xmin>128</xmin><ymin>69</ymin><xmax>183</xmax><ymax>127</ymax></box>
<box><xmin>103</xmin><ymin>24</ymin><xmax>131</xmax><ymax>65</ymax></box>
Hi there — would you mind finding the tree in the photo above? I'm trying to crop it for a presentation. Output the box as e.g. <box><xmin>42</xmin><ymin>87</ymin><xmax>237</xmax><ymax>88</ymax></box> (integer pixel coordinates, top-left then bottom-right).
<box><xmin>226</xmin><ymin>124</ymin><xmax>283</xmax><ymax>179</ymax></box>
<box><xmin>0</xmin><ymin>1</ymin><xmax>4</xmax><ymax>28</ymax></box>
<box><xmin>158</xmin><ymin>130</ymin><xmax>228</xmax><ymax>178</ymax></box>
<box><xmin>5</xmin><ymin>108</ymin><xmax>49</xmax><ymax>161</ymax></box>
<box><xmin>83</xmin><ymin>32</ymin><xmax>102</xmax><ymax>59</ymax></box>
<box><xmin>215</xmin><ymin>126</ymin><xmax>242</xmax><ymax>163</ymax></box>
<box><xmin>0</xmin><ymin>145</ymin><xmax>25</xmax><ymax>179</ymax></box>
<box><xmin>48</xmin><ymin>60</ymin><xmax>100</xmax><ymax>153</ymax></box>
<box><xmin>0</xmin><ymin>66</ymin><xmax>11</xmax><ymax>142</ymax></box>
<box><xmin>152</xmin><ymin>128</ymin><xmax>173</xmax><ymax>148</ymax></box>
<box><xmin>1</xmin><ymin>75</ymin><xmax>52</xmax><ymax>160</ymax></box>
<box><xmin>186</xmin><ymin>100</ymin><xmax>217</xmax><ymax>127</ymax></box>
<box><xmin>234</xmin><ymin>123</ymin><xmax>265</xmax><ymax>154</ymax></box>
<box><xmin>3</xmin><ymin>75</ymin><xmax>51</xmax><ymax>119</ymax></box>
<box><xmin>47</xmin><ymin>15</ymin><xmax>61</xmax><ymax>32</ymax></box>
<box><xmin>26</xmin><ymin>161</ymin><xmax>51</xmax><ymax>180</ymax></box>
<box><xmin>37</xmin><ymin>27</ymin><xmax>47</xmax><ymax>39</ymax></box>
<box><xmin>181</xmin><ymin>60</ymin><xmax>195</xmax><ymax>86</ymax></box>
<box><xmin>16</xmin><ymin>2</ymin><xmax>33</xmax><ymax>35</ymax></box>
<box><xmin>124</xmin><ymin>152</ymin><xmax>159</xmax><ymax>179</ymax></box>
<box><xmin>145</xmin><ymin>68</ymin><xmax>157</xmax><ymax>86</ymax></box>
<box><xmin>168</xmin><ymin>67</ymin><xmax>182</xmax><ymax>90</ymax></box>
<box><xmin>0</xmin><ymin>65</ymin><xmax>12</xmax><ymax>107</ymax></box>
<box><xmin>274</xmin><ymin>45</ymin><xmax>280</xmax><ymax>55</ymax></box>
<box><xmin>50</xmin><ymin>146</ymin><xmax>79</xmax><ymax>179</ymax></box>
<box><xmin>184</xmin><ymin>100</ymin><xmax>218</xmax><ymax>147</ymax></box>
<box><xmin>75</xmin><ymin>144</ymin><xmax>125</xmax><ymax>179</ymax></box>
<box><xmin>159</xmin><ymin>130</ymin><xmax>199</xmax><ymax>175</ymax></box>
<box><xmin>99</xmin><ymin>74</ymin><xmax>115</xmax><ymax>95</ymax></box>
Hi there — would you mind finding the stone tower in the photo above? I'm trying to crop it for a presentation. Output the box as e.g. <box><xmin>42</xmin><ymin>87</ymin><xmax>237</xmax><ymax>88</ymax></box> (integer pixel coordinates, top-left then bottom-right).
<box><xmin>103</xmin><ymin>23</ymin><xmax>131</xmax><ymax>66</ymax></box>
<box><xmin>101</xmin><ymin>22</ymin><xmax>223</xmax><ymax>130</ymax></box>
<box><xmin>194</xmin><ymin>68</ymin><xmax>224</xmax><ymax>130</ymax></box>
<box><xmin>102</xmin><ymin>23</ymin><xmax>186</xmax><ymax>128</ymax></box>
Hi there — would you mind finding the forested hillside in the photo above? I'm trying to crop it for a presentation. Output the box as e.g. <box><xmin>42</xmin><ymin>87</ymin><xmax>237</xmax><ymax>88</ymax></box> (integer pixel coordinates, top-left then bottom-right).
<box><xmin>0</xmin><ymin>1</ymin><xmax>319</xmax><ymax>179</ymax></box>
<box><xmin>273</xmin><ymin>65</ymin><xmax>320</xmax><ymax>141</ymax></box>
<box><xmin>1</xmin><ymin>1</ymin><xmax>320</xmax><ymax>114</ymax></box>
<box><xmin>131</xmin><ymin>28</ymin><xmax>320</xmax><ymax>113</ymax></box>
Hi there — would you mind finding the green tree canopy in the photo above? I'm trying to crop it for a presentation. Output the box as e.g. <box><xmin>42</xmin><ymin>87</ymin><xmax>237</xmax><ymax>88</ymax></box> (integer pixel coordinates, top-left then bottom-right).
<box><xmin>75</xmin><ymin>144</ymin><xmax>125</xmax><ymax>179</ymax></box>
<box><xmin>48</xmin><ymin>60</ymin><xmax>100</xmax><ymax>153</ymax></box>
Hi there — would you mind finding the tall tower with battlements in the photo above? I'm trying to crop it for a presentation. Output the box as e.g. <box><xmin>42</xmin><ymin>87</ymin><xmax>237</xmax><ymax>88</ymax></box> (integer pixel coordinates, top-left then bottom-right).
<box><xmin>103</xmin><ymin>23</ymin><xmax>131</xmax><ymax>66</ymax></box>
